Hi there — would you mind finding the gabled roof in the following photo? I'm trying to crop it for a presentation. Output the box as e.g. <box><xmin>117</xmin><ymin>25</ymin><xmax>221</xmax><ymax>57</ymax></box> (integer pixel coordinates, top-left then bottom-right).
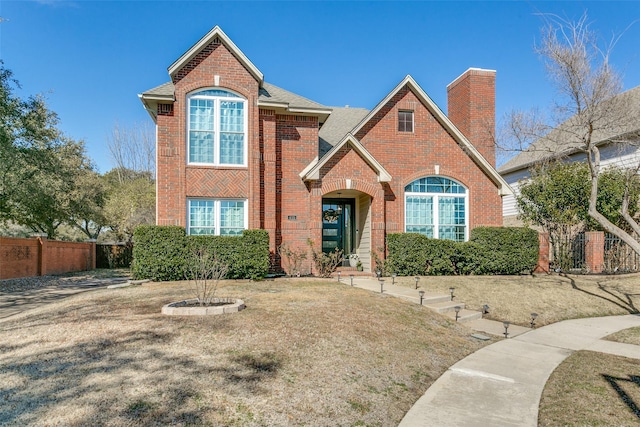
<box><xmin>168</xmin><ymin>26</ymin><xmax>263</xmax><ymax>84</ymax></box>
<box><xmin>499</xmin><ymin>85</ymin><xmax>640</xmax><ymax>175</ymax></box>
<box><xmin>300</xmin><ymin>134</ymin><xmax>392</xmax><ymax>182</ymax></box>
<box><xmin>350</xmin><ymin>75</ymin><xmax>511</xmax><ymax>195</ymax></box>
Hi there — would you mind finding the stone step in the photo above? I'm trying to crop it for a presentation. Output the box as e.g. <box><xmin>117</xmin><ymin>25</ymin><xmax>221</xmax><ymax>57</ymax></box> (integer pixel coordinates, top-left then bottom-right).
<box><xmin>424</xmin><ymin>300</ymin><xmax>466</xmax><ymax>314</ymax></box>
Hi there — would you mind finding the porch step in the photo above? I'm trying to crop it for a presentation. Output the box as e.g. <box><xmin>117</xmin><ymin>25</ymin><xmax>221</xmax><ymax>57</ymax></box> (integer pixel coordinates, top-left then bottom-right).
<box><xmin>333</xmin><ymin>268</ymin><xmax>373</xmax><ymax>278</ymax></box>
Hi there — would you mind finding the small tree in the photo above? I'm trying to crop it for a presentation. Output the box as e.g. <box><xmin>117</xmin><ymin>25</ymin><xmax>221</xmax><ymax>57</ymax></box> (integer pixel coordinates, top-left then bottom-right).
<box><xmin>185</xmin><ymin>246</ymin><xmax>229</xmax><ymax>306</ymax></box>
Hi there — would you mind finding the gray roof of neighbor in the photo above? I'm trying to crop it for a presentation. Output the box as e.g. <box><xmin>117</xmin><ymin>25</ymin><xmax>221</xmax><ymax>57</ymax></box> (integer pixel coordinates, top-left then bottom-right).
<box><xmin>318</xmin><ymin>106</ymin><xmax>370</xmax><ymax>155</ymax></box>
<box><xmin>499</xmin><ymin>86</ymin><xmax>640</xmax><ymax>174</ymax></box>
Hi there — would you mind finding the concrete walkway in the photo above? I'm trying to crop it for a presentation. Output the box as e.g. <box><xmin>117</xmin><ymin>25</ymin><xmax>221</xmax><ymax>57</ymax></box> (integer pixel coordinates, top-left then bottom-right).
<box><xmin>338</xmin><ymin>275</ymin><xmax>640</xmax><ymax>426</ymax></box>
<box><xmin>0</xmin><ymin>276</ymin><xmax>130</xmax><ymax>321</ymax></box>
<box><xmin>399</xmin><ymin>314</ymin><xmax>640</xmax><ymax>426</ymax></box>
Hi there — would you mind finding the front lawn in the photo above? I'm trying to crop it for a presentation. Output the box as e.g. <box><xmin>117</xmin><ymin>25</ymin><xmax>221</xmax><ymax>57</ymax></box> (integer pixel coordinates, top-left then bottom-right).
<box><xmin>0</xmin><ymin>278</ymin><xmax>486</xmax><ymax>426</ymax></box>
<box><xmin>1</xmin><ymin>272</ymin><xmax>638</xmax><ymax>426</ymax></box>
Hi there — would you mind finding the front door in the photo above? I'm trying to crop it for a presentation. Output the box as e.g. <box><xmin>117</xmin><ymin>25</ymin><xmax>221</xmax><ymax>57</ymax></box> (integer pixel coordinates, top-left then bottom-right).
<box><xmin>322</xmin><ymin>199</ymin><xmax>355</xmax><ymax>258</ymax></box>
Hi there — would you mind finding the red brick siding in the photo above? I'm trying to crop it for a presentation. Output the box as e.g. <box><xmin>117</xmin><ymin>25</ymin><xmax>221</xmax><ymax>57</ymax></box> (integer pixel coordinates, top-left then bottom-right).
<box><xmin>156</xmin><ymin>41</ymin><xmax>260</xmax><ymax>227</ymax></box>
<box><xmin>272</xmin><ymin>114</ymin><xmax>319</xmax><ymax>268</ymax></box>
<box><xmin>154</xmin><ymin>33</ymin><xmax>503</xmax><ymax>273</ymax></box>
<box><xmin>355</xmin><ymin>85</ymin><xmax>502</xmax><ymax>233</ymax></box>
<box><xmin>447</xmin><ymin>69</ymin><xmax>496</xmax><ymax>167</ymax></box>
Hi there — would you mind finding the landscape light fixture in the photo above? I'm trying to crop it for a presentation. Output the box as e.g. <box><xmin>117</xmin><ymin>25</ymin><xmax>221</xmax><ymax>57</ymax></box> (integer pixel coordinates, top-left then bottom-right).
<box><xmin>392</xmin><ymin>273</ymin><xmax>397</xmax><ymax>285</ymax></box>
<box><xmin>376</xmin><ymin>269</ymin><xmax>382</xmax><ymax>279</ymax></box>
<box><xmin>449</xmin><ymin>287</ymin><xmax>455</xmax><ymax>301</ymax></box>
<box><xmin>337</xmin><ymin>271</ymin><xmax>341</xmax><ymax>282</ymax></box>
<box><xmin>530</xmin><ymin>312</ymin><xmax>539</xmax><ymax>329</ymax></box>
<box><xmin>482</xmin><ymin>304</ymin><xmax>490</xmax><ymax>315</ymax></box>
<box><xmin>414</xmin><ymin>276</ymin><xmax>420</xmax><ymax>289</ymax></box>
<box><xmin>349</xmin><ymin>274</ymin><xmax>354</xmax><ymax>286</ymax></box>
<box><xmin>454</xmin><ymin>306</ymin><xmax>461</xmax><ymax>321</ymax></box>
<box><xmin>419</xmin><ymin>290</ymin><xmax>425</xmax><ymax>305</ymax></box>
<box><xmin>503</xmin><ymin>321</ymin><xmax>510</xmax><ymax>338</ymax></box>
<box><xmin>379</xmin><ymin>279</ymin><xmax>385</xmax><ymax>294</ymax></box>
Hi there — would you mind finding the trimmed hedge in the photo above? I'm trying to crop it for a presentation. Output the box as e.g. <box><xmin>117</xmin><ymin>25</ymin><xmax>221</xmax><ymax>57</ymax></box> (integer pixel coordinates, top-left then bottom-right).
<box><xmin>132</xmin><ymin>226</ymin><xmax>269</xmax><ymax>281</ymax></box>
<box><xmin>132</xmin><ymin>226</ymin><xmax>187</xmax><ymax>281</ymax></box>
<box><xmin>387</xmin><ymin>227</ymin><xmax>539</xmax><ymax>276</ymax></box>
<box><xmin>467</xmin><ymin>227</ymin><xmax>539</xmax><ymax>275</ymax></box>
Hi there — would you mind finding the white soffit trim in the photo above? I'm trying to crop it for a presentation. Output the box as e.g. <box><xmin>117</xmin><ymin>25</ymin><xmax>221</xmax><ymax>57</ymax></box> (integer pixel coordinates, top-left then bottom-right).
<box><xmin>168</xmin><ymin>26</ymin><xmax>264</xmax><ymax>84</ymax></box>
<box><xmin>350</xmin><ymin>74</ymin><xmax>511</xmax><ymax>195</ymax></box>
<box><xmin>301</xmin><ymin>134</ymin><xmax>392</xmax><ymax>182</ymax></box>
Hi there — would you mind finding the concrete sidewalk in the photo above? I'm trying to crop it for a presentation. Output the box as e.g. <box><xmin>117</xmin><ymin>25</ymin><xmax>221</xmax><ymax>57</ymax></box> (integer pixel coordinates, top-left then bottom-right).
<box><xmin>0</xmin><ymin>276</ymin><xmax>130</xmax><ymax>321</ymax></box>
<box><xmin>343</xmin><ymin>275</ymin><xmax>532</xmax><ymax>337</ymax></box>
<box><xmin>399</xmin><ymin>314</ymin><xmax>640</xmax><ymax>427</ymax></box>
<box><xmin>340</xmin><ymin>275</ymin><xmax>640</xmax><ymax>426</ymax></box>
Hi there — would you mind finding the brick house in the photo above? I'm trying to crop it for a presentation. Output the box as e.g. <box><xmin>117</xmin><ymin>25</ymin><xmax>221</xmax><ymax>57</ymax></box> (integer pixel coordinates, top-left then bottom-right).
<box><xmin>139</xmin><ymin>26</ymin><xmax>511</xmax><ymax>273</ymax></box>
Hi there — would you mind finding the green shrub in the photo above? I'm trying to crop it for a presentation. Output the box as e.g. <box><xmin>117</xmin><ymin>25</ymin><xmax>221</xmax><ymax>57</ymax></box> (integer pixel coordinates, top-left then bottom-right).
<box><xmin>132</xmin><ymin>225</ymin><xmax>187</xmax><ymax>281</ymax></box>
<box><xmin>387</xmin><ymin>227</ymin><xmax>539</xmax><ymax>276</ymax></box>
<box><xmin>387</xmin><ymin>233</ymin><xmax>429</xmax><ymax>276</ymax></box>
<box><xmin>387</xmin><ymin>233</ymin><xmax>456</xmax><ymax>276</ymax></box>
<box><xmin>132</xmin><ymin>227</ymin><xmax>270</xmax><ymax>281</ymax></box>
<box><xmin>468</xmin><ymin>227</ymin><xmax>539</xmax><ymax>274</ymax></box>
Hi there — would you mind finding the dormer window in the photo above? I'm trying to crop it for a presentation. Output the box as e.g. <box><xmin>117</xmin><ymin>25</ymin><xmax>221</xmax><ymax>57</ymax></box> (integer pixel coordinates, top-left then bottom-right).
<box><xmin>398</xmin><ymin>110</ymin><xmax>414</xmax><ymax>132</ymax></box>
<box><xmin>188</xmin><ymin>89</ymin><xmax>247</xmax><ymax>166</ymax></box>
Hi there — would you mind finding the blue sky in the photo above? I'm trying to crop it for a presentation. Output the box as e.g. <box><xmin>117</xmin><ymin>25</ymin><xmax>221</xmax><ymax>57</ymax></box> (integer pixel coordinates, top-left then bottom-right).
<box><xmin>1</xmin><ymin>1</ymin><xmax>639</xmax><ymax>172</ymax></box>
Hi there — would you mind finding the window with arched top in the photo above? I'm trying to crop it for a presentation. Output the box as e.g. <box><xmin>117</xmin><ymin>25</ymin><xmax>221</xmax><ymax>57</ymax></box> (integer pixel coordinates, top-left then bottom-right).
<box><xmin>187</xmin><ymin>89</ymin><xmax>247</xmax><ymax>166</ymax></box>
<box><xmin>404</xmin><ymin>177</ymin><xmax>468</xmax><ymax>241</ymax></box>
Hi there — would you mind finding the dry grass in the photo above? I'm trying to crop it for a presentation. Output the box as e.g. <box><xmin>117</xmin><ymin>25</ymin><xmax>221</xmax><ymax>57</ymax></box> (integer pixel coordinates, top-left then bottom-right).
<box><xmin>606</xmin><ymin>327</ymin><xmax>640</xmax><ymax>346</ymax></box>
<box><xmin>390</xmin><ymin>273</ymin><xmax>640</xmax><ymax>327</ymax></box>
<box><xmin>538</xmin><ymin>351</ymin><xmax>640</xmax><ymax>426</ymax></box>
<box><xmin>2</xmin><ymin>272</ymin><xmax>639</xmax><ymax>426</ymax></box>
<box><xmin>0</xmin><ymin>278</ymin><xmax>487</xmax><ymax>426</ymax></box>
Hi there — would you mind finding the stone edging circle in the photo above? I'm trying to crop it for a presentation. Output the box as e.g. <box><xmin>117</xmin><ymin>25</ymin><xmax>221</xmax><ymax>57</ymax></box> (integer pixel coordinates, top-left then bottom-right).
<box><xmin>161</xmin><ymin>298</ymin><xmax>245</xmax><ymax>316</ymax></box>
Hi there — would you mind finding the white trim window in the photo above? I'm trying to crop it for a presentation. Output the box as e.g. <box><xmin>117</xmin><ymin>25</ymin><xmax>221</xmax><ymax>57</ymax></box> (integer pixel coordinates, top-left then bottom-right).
<box><xmin>188</xmin><ymin>89</ymin><xmax>247</xmax><ymax>166</ymax></box>
<box><xmin>405</xmin><ymin>177</ymin><xmax>468</xmax><ymax>241</ymax></box>
<box><xmin>187</xmin><ymin>199</ymin><xmax>247</xmax><ymax>236</ymax></box>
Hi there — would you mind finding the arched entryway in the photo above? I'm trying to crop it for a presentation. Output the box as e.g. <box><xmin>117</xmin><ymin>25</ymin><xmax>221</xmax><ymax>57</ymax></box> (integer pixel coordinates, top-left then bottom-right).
<box><xmin>322</xmin><ymin>189</ymin><xmax>372</xmax><ymax>271</ymax></box>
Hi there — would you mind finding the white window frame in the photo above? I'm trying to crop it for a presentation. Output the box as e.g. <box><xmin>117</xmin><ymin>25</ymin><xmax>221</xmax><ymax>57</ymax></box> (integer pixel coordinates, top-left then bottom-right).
<box><xmin>404</xmin><ymin>177</ymin><xmax>469</xmax><ymax>241</ymax></box>
<box><xmin>187</xmin><ymin>89</ymin><xmax>248</xmax><ymax>167</ymax></box>
<box><xmin>187</xmin><ymin>198</ymin><xmax>248</xmax><ymax>236</ymax></box>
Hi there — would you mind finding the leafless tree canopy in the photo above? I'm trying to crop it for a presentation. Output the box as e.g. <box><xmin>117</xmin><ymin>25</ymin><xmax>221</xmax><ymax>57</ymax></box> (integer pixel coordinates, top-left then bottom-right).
<box><xmin>502</xmin><ymin>12</ymin><xmax>640</xmax><ymax>256</ymax></box>
<box><xmin>107</xmin><ymin>121</ymin><xmax>155</xmax><ymax>184</ymax></box>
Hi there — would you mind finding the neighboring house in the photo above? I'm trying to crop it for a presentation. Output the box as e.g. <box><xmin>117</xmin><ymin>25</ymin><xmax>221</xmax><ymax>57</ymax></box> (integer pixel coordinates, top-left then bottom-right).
<box><xmin>139</xmin><ymin>26</ymin><xmax>511</xmax><ymax>273</ymax></box>
<box><xmin>499</xmin><ymin>86</ymin><xmax>640</xmax><ymax>226</ymax></box>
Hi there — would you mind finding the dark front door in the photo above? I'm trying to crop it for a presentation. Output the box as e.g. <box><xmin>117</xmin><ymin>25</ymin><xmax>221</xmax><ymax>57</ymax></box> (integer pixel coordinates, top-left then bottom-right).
<box><xmin>322</xmin><ymin>199</ymin><xmax>355</xmax><ymax>257</ymax></box>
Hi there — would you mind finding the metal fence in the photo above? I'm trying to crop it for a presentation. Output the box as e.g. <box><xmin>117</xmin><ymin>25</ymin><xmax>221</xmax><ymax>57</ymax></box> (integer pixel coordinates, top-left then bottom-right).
<box><xmin>554</xmin><ymin>232</ymin><xmax>640</xmax><ymax>274</ymax></box>
<box><xmin>552</xmin><ymin>233</ymin><xmax>586</xmax><ymax>272</ymax></box>
<box><xmin>603</xmin><ymin>233</ymin><xmax>640</xmax><ymax>273</ymax></box>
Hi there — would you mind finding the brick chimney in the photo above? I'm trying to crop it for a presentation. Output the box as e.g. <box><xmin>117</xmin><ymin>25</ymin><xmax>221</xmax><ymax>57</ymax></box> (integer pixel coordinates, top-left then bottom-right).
<box><xmin>447</xmin><ymin>68</ymin><xmax>496</xmax><ymax>167</ymax></box>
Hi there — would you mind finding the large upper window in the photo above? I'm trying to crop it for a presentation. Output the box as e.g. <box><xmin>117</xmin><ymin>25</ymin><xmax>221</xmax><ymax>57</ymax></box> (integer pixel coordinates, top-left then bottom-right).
<box><xmin>188</xmin><ymin>89</ymin><xmax>247</xmax><ymax>166</ymax></box>
<box><xmin>405</xmin><ymin>177</ymin><xmax>467</xmax><ymax>241</ymax></box>
<box><xmin>187</xmin><ymin>199</ymin><xmax>247</xmax><ymax>236</ymax></box>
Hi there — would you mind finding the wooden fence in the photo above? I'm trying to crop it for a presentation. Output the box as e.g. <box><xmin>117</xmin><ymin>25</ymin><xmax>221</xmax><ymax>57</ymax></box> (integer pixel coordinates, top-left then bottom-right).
<box><xmin>0</xmin><ymin>236</ymin><xmax>96</xmax><ymax>280</ymax></box>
